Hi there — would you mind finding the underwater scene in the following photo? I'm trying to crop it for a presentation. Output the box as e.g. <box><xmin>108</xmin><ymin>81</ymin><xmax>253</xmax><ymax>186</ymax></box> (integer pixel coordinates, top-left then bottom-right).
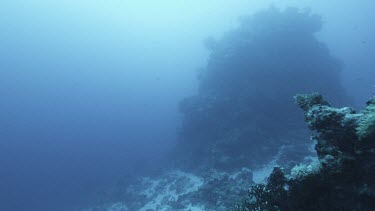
<box><xmin>1</xmin><ymin>1</ymin><xmax>374</xmax><ymax>210</ymax></box>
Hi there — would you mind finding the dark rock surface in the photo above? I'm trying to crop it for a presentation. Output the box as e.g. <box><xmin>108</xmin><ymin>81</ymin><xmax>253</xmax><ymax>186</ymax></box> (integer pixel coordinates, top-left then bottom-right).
<box><xmin>174</xmin><ymin>8</ymin><xmax>349</xmax><ymax>173</ymax></box>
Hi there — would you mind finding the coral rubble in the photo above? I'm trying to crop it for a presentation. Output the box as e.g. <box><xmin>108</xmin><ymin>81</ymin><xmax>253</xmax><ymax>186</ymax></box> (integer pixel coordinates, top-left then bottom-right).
<box><xmin>86</xmin><ymin>169</ymin><xmax>253</xmax><ymax>210</ymax></box>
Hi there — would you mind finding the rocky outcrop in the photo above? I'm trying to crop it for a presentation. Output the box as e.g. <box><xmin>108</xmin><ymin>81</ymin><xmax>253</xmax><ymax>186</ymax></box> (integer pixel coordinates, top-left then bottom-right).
<box><xmin>236</xmin><ymin>93</ymin><xmax>375</xmax><ymax>210</ymax></box>
<box><xmin>174</xmin><ymin>8</ymin><xmax>349</xmax><ymax>173</ymax></box>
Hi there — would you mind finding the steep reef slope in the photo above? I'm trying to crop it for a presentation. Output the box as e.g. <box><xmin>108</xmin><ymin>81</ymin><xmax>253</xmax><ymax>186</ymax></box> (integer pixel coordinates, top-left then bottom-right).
<box><xmin>235</xmin><ymin>93</ymin><xmax>375</xmax><ymax>210</ymax></box>
<box><xmin>175</xmin><ymin>8</ymin><xmax>348</xmax><ymax>172</ymax></box>
<box><xmin>83</xmin><ymin>8</ymin><xmax>353</xmax><ymax>211</ymax></box>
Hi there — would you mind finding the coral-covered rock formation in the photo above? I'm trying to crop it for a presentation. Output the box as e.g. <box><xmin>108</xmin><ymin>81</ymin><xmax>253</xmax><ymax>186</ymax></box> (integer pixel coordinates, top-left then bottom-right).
<box><xmin>235</xmin><ymin>93</ymin><xmax>375</xmax><ymax>210</ymax></box>
<box><xmin>84</xmin><ymin>8</ymin><xmax>356</xmax><ymax>210</ymax></box>
<box><xmin>174</xmin><ymin>8</ymin><xmax>349</xmax><ymax>172</ymax></box>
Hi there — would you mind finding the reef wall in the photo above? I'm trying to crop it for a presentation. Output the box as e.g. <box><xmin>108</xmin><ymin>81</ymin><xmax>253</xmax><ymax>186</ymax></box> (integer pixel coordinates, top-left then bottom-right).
<box><xmin>175</xmin><ymin>8</ymin><xmax>349</xmax><ymax>172</ymax></box>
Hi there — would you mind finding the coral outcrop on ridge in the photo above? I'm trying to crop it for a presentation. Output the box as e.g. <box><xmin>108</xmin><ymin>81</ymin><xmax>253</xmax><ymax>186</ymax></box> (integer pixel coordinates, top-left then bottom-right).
<box><xmin>235</xmin><ymin>93</ymin><xmax>375</xmax><ymax>210</ymax></box>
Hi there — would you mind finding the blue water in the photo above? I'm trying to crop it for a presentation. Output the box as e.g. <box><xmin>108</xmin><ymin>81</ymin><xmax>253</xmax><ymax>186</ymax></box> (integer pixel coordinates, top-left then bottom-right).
<box><xmin>0</xmin><ymin>1</ymin><xmax>374</xmax><ymax>210</ymax></box>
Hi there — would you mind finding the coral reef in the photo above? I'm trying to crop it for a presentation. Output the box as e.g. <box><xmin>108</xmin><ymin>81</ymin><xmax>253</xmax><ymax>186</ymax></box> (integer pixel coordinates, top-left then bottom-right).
<box><xmin>236</xmin><ymin>93</ymin><xmax>375</xmax><ymax>210</ymax></box>
<box><xmin>174</xmin><ymin>7</ymin><xmax>349</xmax><ymax>172</ymax></box>
<box><xmin>84</xmin><ymin>8</ymin><xmax>354</xmax><ymax>210</ymax></box>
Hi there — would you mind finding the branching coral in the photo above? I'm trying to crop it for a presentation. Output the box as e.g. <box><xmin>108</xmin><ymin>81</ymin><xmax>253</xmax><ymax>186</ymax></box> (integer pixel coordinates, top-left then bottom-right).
<box><xmin>357</xmin><ymin>98</ymin><xmax>375</xmax><ymax>140</ymax></box>
<box><xmin>232</xmin><ymin>167</ymin><xmax>287</xmax><ymax>211</ymax></box>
